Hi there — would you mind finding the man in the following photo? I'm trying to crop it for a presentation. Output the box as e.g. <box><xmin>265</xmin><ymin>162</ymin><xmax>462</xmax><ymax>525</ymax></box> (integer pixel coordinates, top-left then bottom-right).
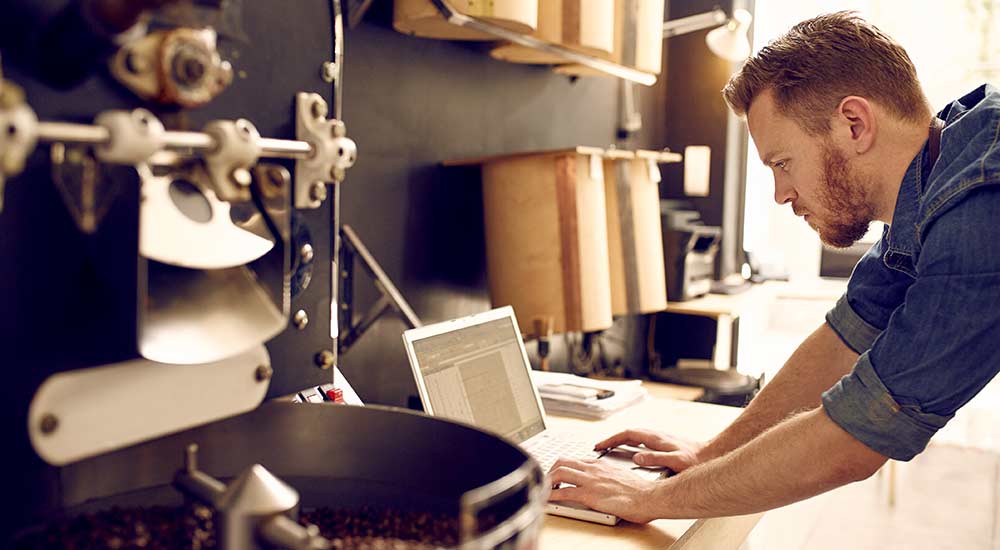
<box><xmin>548</xmin><ymin>11</ymin><xmax>1000</xmax><ymax>523</ymax></box>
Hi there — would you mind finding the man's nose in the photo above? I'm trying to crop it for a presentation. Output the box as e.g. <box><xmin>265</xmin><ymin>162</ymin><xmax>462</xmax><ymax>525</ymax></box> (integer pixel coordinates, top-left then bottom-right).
<box><xmin>774</xmin><ymin>180</ymin><xmax>796</xmax><ymax>205</ymax></box>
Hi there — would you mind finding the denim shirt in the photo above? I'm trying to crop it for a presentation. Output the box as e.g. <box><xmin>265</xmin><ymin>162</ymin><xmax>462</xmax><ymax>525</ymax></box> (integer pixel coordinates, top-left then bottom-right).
<box><xmin>823</xmin><ymin>84</ymin><xmax>1000</xmax><ymax>461</ymax></box>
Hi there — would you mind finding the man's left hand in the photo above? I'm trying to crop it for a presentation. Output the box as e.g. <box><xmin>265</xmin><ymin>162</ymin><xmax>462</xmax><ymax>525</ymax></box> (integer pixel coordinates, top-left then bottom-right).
<box><xmin>547</xmin><ymin>458</ymin><xmax>660</xmax><ymax>524</ymax></box>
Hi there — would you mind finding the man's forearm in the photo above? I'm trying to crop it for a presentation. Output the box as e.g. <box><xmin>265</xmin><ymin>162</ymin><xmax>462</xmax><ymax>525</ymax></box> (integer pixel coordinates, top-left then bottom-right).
<box><xmin>647</xmin><ymin>407</ymin><xmax>886</xmax><ymax>519</ymax></box>
<box><xmin>700</xmin><ymin>323</ymin><xmax>858</xmax><ymax>461</ymax></box>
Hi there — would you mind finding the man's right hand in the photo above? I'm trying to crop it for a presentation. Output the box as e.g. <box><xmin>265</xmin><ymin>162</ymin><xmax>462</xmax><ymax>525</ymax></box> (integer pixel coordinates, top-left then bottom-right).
<box><xmin>594</xmin><ymin>429</ymin><xmax>707</xmax><ymax>473</ymax></box>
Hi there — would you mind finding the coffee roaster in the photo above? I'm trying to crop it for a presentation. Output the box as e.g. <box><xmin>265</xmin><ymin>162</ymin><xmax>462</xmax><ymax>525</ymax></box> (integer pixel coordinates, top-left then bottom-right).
<box><xmin>1</xmin><ymin>1</ymin><xmax>544</xmax><ymax>548</ymax></box>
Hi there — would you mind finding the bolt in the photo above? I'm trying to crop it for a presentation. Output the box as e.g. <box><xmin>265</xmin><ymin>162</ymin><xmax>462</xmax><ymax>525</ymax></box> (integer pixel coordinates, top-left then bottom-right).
<box><xmin>321</xmin><ymin>61</ymin><xmax>337</xmax><ymax>83</ymax></box>
<box><xmin>40</xmin><ymin>414</ymin><xmax>58</xmax><ymax>435</ymax></box>
<box><xmin>173</xmin><ymin>52</ymin><xmax>207</xmax><ymax>85</ymax></box>
<box><xmin>330</xmin><ymin>166</ymin><xmax>345</xmax><ymax>181</ymax></box>
<box><xmin>268</xmin><ymin>170</ymin><xmax>285</xmax><ymax>188</ymax></box>
<box><xmin>332</xmin><ymin>121</ymin><xmax>347</xmax><ymax>138</ymax></box>
<box><xmin>134</xmin><ymin>110</ymin><xmax>152</xmax><ymax>129</ymax></box>
<box><xmin>232</xmin><ymin>168</ymin><xmax>252</xmax><ymax>187</ymax></box>
<box><xmin>255</xmin><ymin>364</ymin><xmax>273</xmax><ymax>382</ymax></box>
<box><xmin>185</xmin><ymin>443</ymin><xmax>199</xmax><ymax>472</ymax></box>
<box><xmin>311</xmin><ymin>100</ymin><xmax>327</xmax><ymax>120</ymax></box>
<box><xmin>300</xmin><ymin>243</ymin><xmax>314</xmax><ymax>263</ymax></box>
<box><xmin>310</xmin><ymin>181</ymin><xmax>327</xmax><ymax>202</ymax></box>
<box><xmin>124</xmin><ymin>50</ymin><xmax>148</xmax><ymax>73</ymax></box>
<box><xmin>293</xmin><ymin>309</ymin><xmax>309</xmax><ymax>330</ymax></box>
<box><xmin>314</xmin><ymin>349</ymin><xmax>335</xmax><ymax>370</ymax></box>
<box><xmin>236</xmin><ymin>119</ymin><xmax>254</xmax><ymax>139</ymax></box>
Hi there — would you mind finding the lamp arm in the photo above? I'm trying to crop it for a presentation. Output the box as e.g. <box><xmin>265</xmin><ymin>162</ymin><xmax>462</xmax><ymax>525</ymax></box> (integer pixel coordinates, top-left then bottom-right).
<box><xmin>662</xmin><ymin>7</ymin><xmax>728</xmax><ymax>38</ymax></box>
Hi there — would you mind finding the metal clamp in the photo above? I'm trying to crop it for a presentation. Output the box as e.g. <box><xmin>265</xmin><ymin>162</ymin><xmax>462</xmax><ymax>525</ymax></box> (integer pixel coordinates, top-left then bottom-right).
<box><xmin>94</xmin><ymin>109</ymin><xmax>165</xmax><ymax>165</ymax></box>
<box><xmin>0</xmin><ymin>80</ymin><xmax>39</xmax><ymax>212</ymax></box>
<box><xmin>203</xmin><ymin>119</ymin><xmax>261</xmax><ymax>202</ymax></box>
<box><xmin>110</xmin><ymin>28</ymin><xmax>234</xmax><ymax>108</ymax></box>
<box><xmin>294</xmin><ymin>92</ymin><xmax>357</xmax><ymax>209</ymax></box>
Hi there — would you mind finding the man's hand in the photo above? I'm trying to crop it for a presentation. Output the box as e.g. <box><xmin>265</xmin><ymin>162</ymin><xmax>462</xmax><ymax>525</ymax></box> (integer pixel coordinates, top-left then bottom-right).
<box><xmin>547</xmin><ymin>458</ymin><xmax>660</xmax><ymax>524</ymax></box>
<box><xmin>594</xmin><ymin>429</ymin><xmax>705</xmax><ymax>473</ymax></box>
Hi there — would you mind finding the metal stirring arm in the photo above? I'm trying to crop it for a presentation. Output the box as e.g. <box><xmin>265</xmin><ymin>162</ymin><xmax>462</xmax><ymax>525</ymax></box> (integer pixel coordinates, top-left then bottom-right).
<box><xmin>0</xmin><ymin>83</ymin><xmax>356</xmax><ymax>213</ymax></box>
<box><xmin>174</xmin><ymin>444</ymin><xmax>331</xmax><ymax>550</ymax></box>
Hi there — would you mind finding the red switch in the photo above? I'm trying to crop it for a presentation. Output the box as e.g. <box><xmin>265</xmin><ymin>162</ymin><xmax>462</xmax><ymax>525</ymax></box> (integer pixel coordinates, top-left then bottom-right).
<box><xmin>325</xmin><ymin>388</ymin><xmax>345</xmax><ymax>404</ymax></box>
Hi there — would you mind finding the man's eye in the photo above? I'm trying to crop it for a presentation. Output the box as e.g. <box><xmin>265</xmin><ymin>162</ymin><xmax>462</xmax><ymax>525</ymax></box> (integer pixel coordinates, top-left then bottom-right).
<box><xmin>774</xmin><ymin>161</ymin><xmax>788</xmax><ymax>171</ymax></box>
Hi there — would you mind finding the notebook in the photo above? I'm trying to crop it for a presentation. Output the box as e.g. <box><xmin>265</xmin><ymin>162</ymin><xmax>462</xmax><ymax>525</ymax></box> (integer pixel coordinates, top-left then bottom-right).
<box><xmin>402</xmin><ymin>305</ymin><xmax>663</xmax><ymax>525</ymax></box>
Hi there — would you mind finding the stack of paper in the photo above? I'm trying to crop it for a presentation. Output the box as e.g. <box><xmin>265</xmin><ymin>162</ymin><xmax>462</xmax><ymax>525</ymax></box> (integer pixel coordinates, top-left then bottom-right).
<box><xmin>529</xmin><ymin>371</ymin><xmax>647</xmax><ymax>420</ymax></box>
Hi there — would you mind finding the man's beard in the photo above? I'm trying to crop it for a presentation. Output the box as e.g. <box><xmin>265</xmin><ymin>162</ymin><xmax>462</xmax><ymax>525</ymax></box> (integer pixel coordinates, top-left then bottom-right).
<box><xmin>813</xmin><ymin>144</ymin><xmax>876</xmax><ymax>248</ymax></box>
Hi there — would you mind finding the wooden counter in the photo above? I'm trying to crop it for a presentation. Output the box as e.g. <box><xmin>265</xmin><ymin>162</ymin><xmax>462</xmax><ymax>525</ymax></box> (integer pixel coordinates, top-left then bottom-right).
<box><xmin>539</xmin><ymin>383</ymin><xmax>762</xmax><ymax>549</ymax></box>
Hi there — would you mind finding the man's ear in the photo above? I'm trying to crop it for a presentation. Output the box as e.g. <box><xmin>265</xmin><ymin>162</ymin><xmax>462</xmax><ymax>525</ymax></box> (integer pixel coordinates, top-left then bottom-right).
<box><xmin>834</xmin><ymin>96</ymin><xmax>876</xmax><ymax>154</ymax></box>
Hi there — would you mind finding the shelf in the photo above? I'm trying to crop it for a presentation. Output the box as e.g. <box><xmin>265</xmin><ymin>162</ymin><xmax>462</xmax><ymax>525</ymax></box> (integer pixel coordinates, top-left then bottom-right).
<box><xmin>428</xmin><ymin>0</ymin><xmax>657</xmax><ymax>86</ymax></box>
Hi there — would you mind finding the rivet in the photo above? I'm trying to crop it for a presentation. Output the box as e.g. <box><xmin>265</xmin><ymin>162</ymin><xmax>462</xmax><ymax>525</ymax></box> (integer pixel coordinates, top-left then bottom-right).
<box><xmin>293</xmin><ymin>309</ymin><xmax>309</xmax><ymax>330</ymax></box>
<box><xmin>314</xmin><ymin>350</ymin><xmax>335</xmax><ymax>370</ymax></box>
<box><xmin>232</xmin><ymin>167</ymin><xmax>252</xmax><ymax>187</ymax></box>
<box><xmin>311</xmin><ymin>100</ymin><xmax>328</xmax><ymax>120</ymax></box>
<box><xmin>255</xmin><ymin>364</ymin><xmax>273</xmax><ymax>382</ymax></box>
<box><xmin>310</xmin><ymin>182</ymin><xmax>327</xmax><ymax>202</ymax></box>
<box><xmin>40</xmin><ymin>414</ymin><xmax>59</xmax><ymax>435</ymax></box>
<box><xmin>300</xmin><ymin>243</ymin><xmax>314</xmax><ymax>264</ymax></box>
<box><xmin>321</xmin><ymin>61</ymin><xmax>337</xmax><ymax>83</ymax></box>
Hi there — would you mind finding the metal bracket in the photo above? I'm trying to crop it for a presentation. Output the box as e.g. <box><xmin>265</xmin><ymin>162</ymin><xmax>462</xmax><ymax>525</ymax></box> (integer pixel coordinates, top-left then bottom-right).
<box><xmin>137</xmin><ymin>162</ymin><xmax>275</xmax><ymax>270</ymax></box>
<box><xmin>338</xmin><ymin>224</ymin><xmax>421</xmax><ymax>355</ymax></box>
<box><xmin>203</xmin><ymin>118</ymin><xmax>261</xmax><ymax>202</ymax></box>
<box><xmin>94</xmin><ymin>108</ymin><xmax>165</xmax><ymax>165</ymax></box>
<box><xmin>0</xmin><ymin>80</ymin><xmax>39</xmax><ymax>212</ymax></box>
<box><xmin>110</xmin><ymin>28</ymin><xmax>234</xmax><ymax>108</ymax></box>
<box><xmin>294</xmin><ymin>92</ymin><xmax>357</xmax><ymax>209</ymax></box>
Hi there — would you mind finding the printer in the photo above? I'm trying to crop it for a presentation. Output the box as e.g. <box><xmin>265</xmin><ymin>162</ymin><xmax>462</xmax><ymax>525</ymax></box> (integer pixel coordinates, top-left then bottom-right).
<box><xmin>660</xmin><ymin>200</ymin><xmax>721</xmax><ymax>301</ymax></box>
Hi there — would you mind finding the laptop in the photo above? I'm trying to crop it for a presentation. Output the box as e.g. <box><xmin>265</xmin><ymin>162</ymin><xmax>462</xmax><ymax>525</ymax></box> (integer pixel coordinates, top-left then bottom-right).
<box><xmin>402</xmin><ymin>306</ymin><xmax>664</xmax><ymax>525</ymax></box>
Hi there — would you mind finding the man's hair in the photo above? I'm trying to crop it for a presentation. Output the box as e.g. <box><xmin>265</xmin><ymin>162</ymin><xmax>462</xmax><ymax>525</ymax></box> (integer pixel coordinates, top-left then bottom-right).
<box><xmin>722</xmin><ymin>11</ymin><xmax>931</xmax><ymax>135</ymax></box>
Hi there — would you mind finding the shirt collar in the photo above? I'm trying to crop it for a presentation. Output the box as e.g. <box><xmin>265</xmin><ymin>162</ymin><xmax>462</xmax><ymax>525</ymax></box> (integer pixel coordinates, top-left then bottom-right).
<box><xmin>885</xmin><ymin>83</ymin><xmax>996</xmax><ymax>257</ymax></box>
<box><xmin>885</xmin><ymin>146</ymin><xmax>924</xmax><ymax>255</ymax></box>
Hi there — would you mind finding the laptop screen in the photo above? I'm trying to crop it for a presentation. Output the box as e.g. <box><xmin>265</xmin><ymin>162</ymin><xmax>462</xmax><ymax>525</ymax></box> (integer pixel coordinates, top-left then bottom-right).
<box><xmin>410</xmin><ymin>315</ymin><xmax>545</xmax><ymax>444</ymax></box>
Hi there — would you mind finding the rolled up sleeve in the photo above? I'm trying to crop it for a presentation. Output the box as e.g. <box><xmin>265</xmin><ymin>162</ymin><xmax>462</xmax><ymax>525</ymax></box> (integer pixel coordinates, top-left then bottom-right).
<box><xmin>822</xmin><ymin>353</ymin><xmax>951</xmax><ymax>460</ymax></box>
<box><xmin>825</xmin><ymin>295</ymin><xmax>883</xmax><ymax>355</ymax></box>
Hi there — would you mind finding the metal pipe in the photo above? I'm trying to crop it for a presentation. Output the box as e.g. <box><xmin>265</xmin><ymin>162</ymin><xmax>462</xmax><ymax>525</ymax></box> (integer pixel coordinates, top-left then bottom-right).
<box><xmin>662</xmin><ymin>8</ymin><xmax>728</xmax><ymax>38</ymax></box>
<box><xmin>166</xmin><ymin>130</ymin><xmax>216</xmax><ymax>151</ymax></box>
<box><xmin>37</xmin><ymin>122</ymin><xmax>109</xmax><ymax>145</ymax></box>
<box><xmin>258</xmin><ymin>137</ymin><xmax>314</xmax><ymax>158</ymax></box>
<box><xmin>36</xmin><ymin>121</ymin><xmax>316</xmax><ymax>160</ymax></box>
<box><xmin>258</xmin><ymin>515</ymin><xmax>331</xmax><ymax>550</ymax></box>
<box><xmin>174</xmin><ymin>469</ymin><xmax>227</xmax><ymax>504</ymax></box>
<box><xmin>331</xmin><ymin>0</ymin><xmax>345</xmax><ymax>121</ymax></box>
<box><xmin>428</xmin><ymin>0</ymin><xmax>657</xmax><ymax>86</ymax></box>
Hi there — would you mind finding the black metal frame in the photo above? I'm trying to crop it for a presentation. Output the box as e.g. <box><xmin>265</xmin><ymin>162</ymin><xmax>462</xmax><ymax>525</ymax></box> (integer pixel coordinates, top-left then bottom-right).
<box><xmin>337</xmin><ymin>224</ymin><xmax>421</xmax><ymax>356</ymax></box>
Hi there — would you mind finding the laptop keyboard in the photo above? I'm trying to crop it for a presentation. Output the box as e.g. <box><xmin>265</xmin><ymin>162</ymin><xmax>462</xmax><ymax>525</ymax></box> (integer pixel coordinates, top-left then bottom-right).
<box><xmin>523</xmin><ymin>432</ymin><xmax>601</xmax><ymax>472</ymax></box>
